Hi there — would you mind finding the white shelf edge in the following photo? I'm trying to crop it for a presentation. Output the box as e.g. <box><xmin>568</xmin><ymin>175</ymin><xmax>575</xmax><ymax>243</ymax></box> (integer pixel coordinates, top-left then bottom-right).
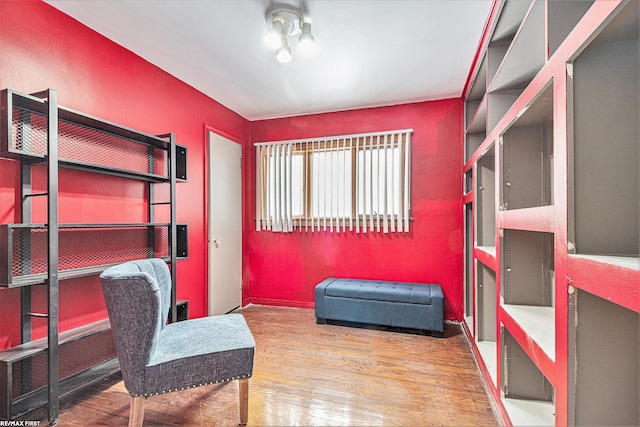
<box><xmin>502</xmin><ymin>304</ymin><xmax>555</xmax><ymax>360</ymax></box>
<box><xmin>502</xmin><ymin>398</ymin><xmax>555</xmax><ymax>426</ymax></box>
<box><xmin>476</xmin><ymin>340</ymin><xmax>497</xmax><ymax>387</ymax></box>
<box><xmin>476</xmin><ymin>245</ymin><xmax>497</xmax><ymax>258</ymax></box>
<box><xmin>570</xmin><ymin>254</ymin><xmax>640</xmax><ymax>271</ymax></box>
<box><xmin>464</xmin><ymin>315</ymin><xmax>474</xmax><ymax>334</ymax></box>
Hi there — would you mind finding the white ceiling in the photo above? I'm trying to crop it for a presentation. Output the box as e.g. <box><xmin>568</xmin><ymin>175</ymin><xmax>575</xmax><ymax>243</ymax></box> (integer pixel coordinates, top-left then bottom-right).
<box><xmin>46</xmin><ymin>0</ymin><xmax>493</xmax><ymax>121</ymax></box>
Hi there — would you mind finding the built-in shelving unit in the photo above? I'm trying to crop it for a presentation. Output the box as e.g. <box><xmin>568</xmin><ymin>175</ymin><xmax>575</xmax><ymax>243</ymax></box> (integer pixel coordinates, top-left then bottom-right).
<box><xmin>0</xmin><ymin>88</ymin><xmax>188</xmax><ymax>422</ymax></box>
<box><xmin>462</xmin><ymin>1</ymin><xmax>635</xmax><ymax>425</ymax></box>
<box><xmin>566</xmin><ymin>3</ymin><xmax>639</xmax><ymax>426</ymax></box>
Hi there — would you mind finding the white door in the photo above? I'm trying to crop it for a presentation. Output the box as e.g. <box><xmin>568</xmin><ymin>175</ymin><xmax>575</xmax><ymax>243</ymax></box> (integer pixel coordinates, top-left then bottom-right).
<box><xmin>208</xmin><ymin>131</ymin><xmax>242</xmax><ymax>315</ymax></box>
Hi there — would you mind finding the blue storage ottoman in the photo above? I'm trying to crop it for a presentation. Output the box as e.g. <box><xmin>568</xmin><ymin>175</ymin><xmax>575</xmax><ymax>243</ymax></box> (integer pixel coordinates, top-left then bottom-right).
<box><xmin>314</xmin><ymin>278</ymin><xmax>444</xmax><ymax>337</ymax></box>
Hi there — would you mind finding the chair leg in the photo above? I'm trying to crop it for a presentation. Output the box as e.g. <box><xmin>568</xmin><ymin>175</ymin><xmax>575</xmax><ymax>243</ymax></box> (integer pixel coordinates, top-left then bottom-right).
<box><xmin>238</xmin><ymin>379</ymin><xmax>249</xmax><ymax>425</ymax></box>
<box><xmin>129</xmin><ymin>396</ymin><xmax>145</xmax><ymax>427</ymax></box>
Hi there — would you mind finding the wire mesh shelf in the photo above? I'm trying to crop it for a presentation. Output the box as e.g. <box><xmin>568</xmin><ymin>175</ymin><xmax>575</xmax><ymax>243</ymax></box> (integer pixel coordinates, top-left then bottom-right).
<box><xmin>0</xmin><ymin>223</ymin><xmax>173</xmax><ymax>287</ymax></box>
<box><xmin>1</xmin><ymin>89</ymin><xmax>171</xmax><ymax>182</ymax></box>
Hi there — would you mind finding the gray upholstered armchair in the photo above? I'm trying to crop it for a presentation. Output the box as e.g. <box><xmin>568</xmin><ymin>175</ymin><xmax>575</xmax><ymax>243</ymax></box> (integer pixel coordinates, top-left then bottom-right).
<box><xmin>100</xmin><ymin>258</ymin><xmax>255</xmax><ymax>426</ymax></box>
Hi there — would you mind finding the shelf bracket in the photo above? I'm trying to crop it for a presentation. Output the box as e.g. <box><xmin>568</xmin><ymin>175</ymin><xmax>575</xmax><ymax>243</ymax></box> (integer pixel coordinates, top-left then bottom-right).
<box><xmin>22</xmin><ymin>192</ymin><xmax>48</xmax><ymax>199</ymax></box>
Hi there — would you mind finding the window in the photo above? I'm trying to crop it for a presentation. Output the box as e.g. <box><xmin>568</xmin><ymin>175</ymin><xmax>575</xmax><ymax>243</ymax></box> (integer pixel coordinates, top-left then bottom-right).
<box><xmin>256</xmin><ymin>129</ymin><xmax>412</xmax><ymax>233</ymax></box>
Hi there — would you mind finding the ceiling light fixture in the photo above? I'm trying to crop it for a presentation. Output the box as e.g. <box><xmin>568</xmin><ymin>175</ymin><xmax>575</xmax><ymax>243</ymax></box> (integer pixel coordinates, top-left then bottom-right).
<box><xmin>264</xmin><ymin>4</ymin><xmax>314</xmax><ymax>63</ymax></box>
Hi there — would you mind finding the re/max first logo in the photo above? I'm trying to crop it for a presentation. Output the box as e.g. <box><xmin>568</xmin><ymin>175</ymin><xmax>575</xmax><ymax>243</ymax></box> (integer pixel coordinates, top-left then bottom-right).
<box><xmin>0</xmin><ymin>421</ymin><xmax>40</xmax><ymax>426</ymax></box>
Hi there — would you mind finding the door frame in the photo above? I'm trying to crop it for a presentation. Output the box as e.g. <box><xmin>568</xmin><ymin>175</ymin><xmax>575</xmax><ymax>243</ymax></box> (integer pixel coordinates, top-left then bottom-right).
<box><xmin>203</xmin><ymin>124</ymin><xmax>245</xmax><ymax>315</ymax></box>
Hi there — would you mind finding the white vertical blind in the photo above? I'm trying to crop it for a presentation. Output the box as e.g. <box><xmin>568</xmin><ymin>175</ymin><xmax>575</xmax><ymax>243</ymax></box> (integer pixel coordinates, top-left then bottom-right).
<box><xmin>389</xmin><ymin>133</ymin><xmax>395</xmax><ymax>233</ymax></box>
<box><xmin>368</xmin><ymin>135</ymin><xmax>374</xmax><ymax>233</ymax></box>
<box><xmin>398</xmin><ymin>134</ymin><xmax>405</xmax><ymax>232</ymax></box>
<box><xmin>404</xmin><ymin>132</ymin><xmax>411</xmax><ymax>232</ymax></box>
<box><xmin>256</xmin><ymin>145</ymin><xmax>262</xmax><ymax>232</ymax></box>
<box><xmin>354</xmin><ymin>136</ymin><xmax>360</xmax><ymax>233</ymax></box>
<box><xmin>255</xmin><ymin>129</ymin><xmax>412</xmax><ymax>233</ymax></box>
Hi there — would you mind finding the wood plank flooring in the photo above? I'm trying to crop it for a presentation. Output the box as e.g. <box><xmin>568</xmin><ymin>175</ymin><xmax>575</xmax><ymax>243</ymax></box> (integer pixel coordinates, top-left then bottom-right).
<box><xmin>23</xmin><ymin>305</ymin><xmax>498</xmax><ymax>426</ymax></box>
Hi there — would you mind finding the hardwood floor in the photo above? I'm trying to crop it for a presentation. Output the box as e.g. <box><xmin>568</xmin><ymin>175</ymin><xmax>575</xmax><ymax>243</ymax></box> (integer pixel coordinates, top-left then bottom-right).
<box><xmin>24</xmin><ymin>305</ymin><xmax>498</xmax><ymax>426</ymax></box>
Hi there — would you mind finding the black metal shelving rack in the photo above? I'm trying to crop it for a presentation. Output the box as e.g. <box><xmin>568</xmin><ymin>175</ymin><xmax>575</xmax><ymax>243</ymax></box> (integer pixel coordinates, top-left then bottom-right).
<box><xmin>0</xmin><ymin>89</ymin><xmax>187</xmax><ymax>422</ymax></box>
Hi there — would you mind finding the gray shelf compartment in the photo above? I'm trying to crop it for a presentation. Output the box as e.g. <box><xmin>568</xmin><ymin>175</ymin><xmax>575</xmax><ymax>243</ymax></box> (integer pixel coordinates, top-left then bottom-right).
<box><xmin>464</xmin><ymin>169</ymin><xmax>473</xmax><ymax>195</ymax></box>
<box><xmin>476</xmin><ymin>144</ymin><xmax>495</xmax><ymax>248</ymax></box>
<box><xmin>487</xmin><ymin>0</ymin><xmax>533</xmax><ymax>87</ymax></box>
<box><xmin>501</xmin><ymin>229</ymin><xmax>554</xmax><ymax>308</ymax></box>
<box><xmin>465</xmin><ymin>54</ymin><xmax>487</xmax><ymax>129</ymax></box>
<box><xmin>0</xmin><ymin>319</ymin><xmax>118</xmax><ymax>420</ymax></box>
<box><xmin>466</xmin><ymin>98</ymin><xmax>486</xmax><ymax>133</ymax></box>
<box><xmin>464</xmin><ymin>202</ymin><xmax>474</xmax><ymax>329</ymax></box>
<box><xmin>547</xmin><ymin>1</ymin><xmax>595</xmax><ymax>58</ymax></box>
<box><xmin>485</xmin><ymin>0</ymin><xmax>545</xmax><ymax>136</ymax></box>
<box><xmin>465</xmin><ymin>132</ymin><xmax>485</xmax><ymax>164</ymax></box>
<box><xmin>568</xmin><ymin>288</ymin><xmax>639</xmax><ymax>426</ymax></box>
<box><xmin>500</xmin><ymin>228</ymin><xmax>555</xmax><ymax>359</ymax></box>
<box><xmin>465</xmin><ymin>92</ymin><xmax>488</xmax><ymax>163</ymax></box>
<box><xmin>487</xmin><ymin>40</ymin><xmax>510</xmax><ymax>87</ymax></box>
<box><xmin>476</xmin><ymin>261</ymin><xmax>497</xmax><ymax>386</ymax></box>
<box><xmin>490</xmin><ymin>0</ymin><xmax>533</xmax><ymax>45</ymax></box>
<box><xmin>569</xmin><ymin>0</ymin><xmax>639</xmax><ymax>260</ymax></box>
<box><xmin>501</xmin><ymin>327</ymin><xmax>555</xmax><ymax>426</ymax></box>
<box><xmin>1</xmin><ymin>89</ymin><xmax>184</xmax><ymax>183</ymax></box>
<box><xmin>476</xmin><ymin>261</ymin><xmax>496</xmax><ymax>342</ymax></box>
<box><xmin>486</xmin><ymin>89</ymin><xmax>522</xmax><ymax>136</ymax></box>
<box><xmin>489</xmin><ymin>0</ymin><xmax>545</xmax><ymax>94</ymax></box>
<box><xmin>500</xmin><ymin>83</ymin><xmax>553</xmax><ymax>211</ymax></box>
<box><xmin>0</xmin><ymin>223</ymin><xmax>188</xmax><ymax>287</ymax></box>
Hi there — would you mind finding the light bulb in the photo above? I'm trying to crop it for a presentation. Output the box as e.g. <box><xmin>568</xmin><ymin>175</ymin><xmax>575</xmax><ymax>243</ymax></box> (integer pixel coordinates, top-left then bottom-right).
<box><xmin>264</xmin><ymin>20</ymin><xmax>283</xmax><ymax>50</ymax></box>
<box><xmin>298</xmin><ymin>22</ymin><xmax>315</xmax><ymax>54</ymax></box>
<box><xmin>276</xmin><ymin>38</ymin><xmax>292</xmax><ymax>63</ymax></box>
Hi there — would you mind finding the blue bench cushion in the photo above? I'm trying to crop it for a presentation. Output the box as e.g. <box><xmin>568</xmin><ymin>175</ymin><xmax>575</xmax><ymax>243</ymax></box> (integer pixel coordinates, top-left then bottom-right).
<box><xmin>322</xmin><ymin>278</ymin><xmax>434</xmax><ymax>305</ymax></box>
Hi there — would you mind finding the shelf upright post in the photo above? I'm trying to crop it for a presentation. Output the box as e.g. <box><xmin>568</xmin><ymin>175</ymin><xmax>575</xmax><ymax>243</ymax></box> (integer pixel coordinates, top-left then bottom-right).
<box><xmin>45</xmin><ymin>89</ymin><xmax>60</xmax><ymax>424</ymax></box>
<box><xmin>169</xmin><ymin>133</ymin><xmax>177</xmax><ymax>323</ymax></box>
<box><xmin>147</xmin><ymin>145</ymin><xmax>155</xmax><ymax>259</ymax></box>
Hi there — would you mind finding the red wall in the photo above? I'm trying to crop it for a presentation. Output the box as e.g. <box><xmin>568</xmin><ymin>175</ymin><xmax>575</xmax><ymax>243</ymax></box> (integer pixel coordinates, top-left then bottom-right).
<box><xmin>246</xmin><ymin>100</ymin><xmax>464</xmax><ymax>320</ymax></box>
<box><xmin>0</xmin><ymin>1</ymin><xmax>249</xmax><ymax>350</ymax></box>
<box><xmin>0</xmin><ymin>1</ymin><xmax>466</xmax><ymax>351</ymax></box>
